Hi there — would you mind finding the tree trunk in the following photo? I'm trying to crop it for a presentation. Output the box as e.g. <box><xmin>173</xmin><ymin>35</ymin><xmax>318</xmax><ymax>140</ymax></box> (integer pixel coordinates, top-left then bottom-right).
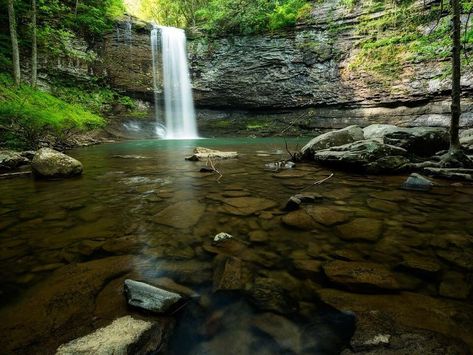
<box><xmin>450</xmin><ymin>0</ymin><xmax>461</xmax><ymax>151</ymax></box>
<box><xmin>31</xmin><ymin>0</ymin><xmax>38</xmax><ymax>87</ymax></box>
<box><xmin>7</xmin><ymin>0</ymin><xmax>21</xmax><ymax>86</ymax></box>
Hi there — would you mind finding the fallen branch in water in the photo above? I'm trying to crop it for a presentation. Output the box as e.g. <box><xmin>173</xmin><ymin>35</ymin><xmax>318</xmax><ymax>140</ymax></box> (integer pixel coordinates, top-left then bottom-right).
<box><xmin>300</xmin><ymin>173</ymin><xmax>334</xmax><ymax>192</ymax></box>
<box><xmin>206</xmin><ymin>155</ymin><xmax>223</xmax><ymax>183</ymax></box>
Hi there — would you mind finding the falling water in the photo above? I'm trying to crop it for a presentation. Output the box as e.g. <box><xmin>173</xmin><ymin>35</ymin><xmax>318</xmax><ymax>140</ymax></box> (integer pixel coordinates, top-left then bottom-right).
<box><xmin>150</xmin><ymin>25</ymin><xmax>166</xmax><ymax>138</ymax></box>
<box><xmin>150</xmin><ymin>25</ymin><xmax>198</xmax><ymax>139</ymax></box>
<box><xmin>124</xmin><ymin>17</ymin><xmax>133</xmax><ymax>46</ymax></box>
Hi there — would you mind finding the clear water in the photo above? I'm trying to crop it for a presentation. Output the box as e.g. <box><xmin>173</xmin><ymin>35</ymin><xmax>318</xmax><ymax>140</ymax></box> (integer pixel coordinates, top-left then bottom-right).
<box><xmin>0</xmin><ymin>138</ymin><xmax>472</xmax><ymax>354</ymax></box>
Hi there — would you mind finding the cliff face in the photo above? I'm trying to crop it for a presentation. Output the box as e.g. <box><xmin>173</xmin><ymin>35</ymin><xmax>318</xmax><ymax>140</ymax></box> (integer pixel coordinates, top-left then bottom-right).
<box><xmin>47</xmin><ymin>0</ymin><xmax>473</xmax><ymax>130</ymax></box>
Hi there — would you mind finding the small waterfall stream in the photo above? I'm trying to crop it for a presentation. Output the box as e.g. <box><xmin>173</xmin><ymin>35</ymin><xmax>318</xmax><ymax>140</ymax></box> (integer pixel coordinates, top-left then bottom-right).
<box><xmin>150</xmin><ymin>25</ymin><xmax>199</xmax><ymax>139</ymax></box>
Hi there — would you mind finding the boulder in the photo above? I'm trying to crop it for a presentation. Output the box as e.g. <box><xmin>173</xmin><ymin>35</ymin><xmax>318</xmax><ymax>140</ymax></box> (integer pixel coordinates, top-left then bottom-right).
<box><xmin>124</xmin><ymin>279</ymin><xmax>182</xmax><ymax>313</ymax></box>
<box><xmin>384</xmin><ymin>127</ymin><xmax>449</xmax><ymax>156</ymax></box>
<box><xmin>460</xmin><ymin>128</ymin><xmax>473</xmax><ymax>149</ymax></box>
<box><xmin>56</xmin><ymin>316</ymin><xmax>163</xmax><ymax>355</ymax></box>
<box><xmin>31</xmin><ymin>148</ymin><xmax>83</xmax><ymax>178</ymax></box>
<box><xmin>401</xmin><ymin>173</ymin><xmax>433</xmax><ymax>191</ymax></box>
<box><xmin>185</xmin><ymin>147</ymin><xmax>238</xmax><ymax>161</ymax></box>
<box><xmin>363</xmin><ymin>124</ymin><xmax>399</xmax><ymax>140</ymax></box>
<box><xmin>154</xmin><ymin>200</ymin><xmax>205</xmax><ymax>229</ymax></box>
<box><xmin>301</xmin><ymin>125</ymin><xmax>364</xmax><ymax>157</ymax></box>
<box><xmin>313</xmin><ymin>140</ymin><xmax>408</xmax><ymax>172</ymax></box>
<box><xmin>0</xmin><ymin>150</ymin><xmax>29</xmax><ymax>172</ymax></box>
<box><xmin>323</xmin><ymin>260</ymin><xmax>401</xmax><ymax>292</ymax></box>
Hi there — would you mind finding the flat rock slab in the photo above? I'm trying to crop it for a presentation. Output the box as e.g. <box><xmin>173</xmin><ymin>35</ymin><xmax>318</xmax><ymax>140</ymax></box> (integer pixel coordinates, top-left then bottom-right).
<box><xmin>305</xmin><ymin>206</ymin><xmax>350</xmax><ymax>226</ymax></box>
<box><xmin>185</xmin><ymin>147</ymin><xmax>238</xmax><ymax>161</ymax></box>
<box><xmin>56</xmin><ymin>316</ymin><xmax>162</xmax><ymax>355</ymax></box>
<box><xmin>323</xmin><ymin>260</ymin><xmax>401</xmax><ymax>292</ymax></box>
<box><xmin>336</xmin><ymin>218</ymin><xmax>383</xmax><ymax>242</ymax></box>
<box><xmin>124</xmin><ymin>279</ymin><xmax>182</xmax><ymax>313</ymax></box>
<box><xmin>154</xmin><ymin>200</ymin><xmax>205</xmax><ymax>228</ymax></box>
<box><xmin>282</xmin><ymin>209</ymin><xmax>319</xmax><ymax>230</ymax></box>
<box><xmin>221</xmin><ymin>197</ymin><xmax>278</xmax><ymax>216</ymax></box>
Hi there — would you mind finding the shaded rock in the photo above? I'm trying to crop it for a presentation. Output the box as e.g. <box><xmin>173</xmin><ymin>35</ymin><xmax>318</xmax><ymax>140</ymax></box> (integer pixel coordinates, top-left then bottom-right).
<box><xmin>247</xmin><ymin>278</ymin><xmax>298</xmax><ymax>315</ymax></box>
<box><xmin>20</xmin><ymin>150</ymin><xmax>36</xmax><ymax>160</ymax></box>
<box><xmin>397</xmin><ymin>254</ymin><xmax>442</xmax><ymax>277</ymax></box>
<box><xmin>252</xmin><ymin>313</ymin><xmax>301</xmax><ymax>353</ymax></box>
<box><xmin>341</xmin><ymin>307</ymin><xmax>470</xmax><ymax>355</ymax></box>
<box><xmin>249</xmin><ymin>230</ymin><xmax>269</xmax><ymax>243</ymax></box>
<box><xmin>313</xmin><ymin>140</ymin><xmax>407</xmax><ymax>172</ymax></box>
<box><xmin>439</xmin><ymin>271</ymin><xmax>471</xmax><ymax>300</ymax></box>
<box><xmin>366</xmin><ymin>155</ymin><xmax>411</xmax><ymax>174</ymax></box>
<box><xmin>293</xmin><ymin>259</ymin><xmax>323</xmax><ymax>275</ymax></box>
<box><xmin>283</xmin><ymin>196</ymin><xmax>302</xmax><ymax>211</ymax></box>
<box><xmin>293</xmin><ymin>193</ymin><xmax>321</xmax><ymax>203</ymax></box>
<box><xmin>366</xmin><ymin>198</ymin><xmax>399</xmax><ymax>213</ymax></box>
<box><xmin>336</xmin><ymin>218</ymin><xmax>383</xmax><ymax>242</ymax></box>
<box><xmin>124</xmin><ymin>279</ymin><xmax>182</xmax><ymax>313</ymax></box>
<box><xmin>156</xmin><ymin>260</ymin><xmax>212</xmax><ymax>285</ymax></box>
<box><xmin>401</xmin><ymin>173</ymin><xmax>433</xmax><ymax>191</ymax></box>
<box><xmin>56</xmin><ymin>316</ymin><xmax>163</xmax><ymax>355</ymax></box>
<box><xmin>301</xmin><ymin>126</ymin><xmax>364</xmax><ymax>157</ymax></box>
<box><xmin>282</xmin><ymin>209</ymin><xmax>319</xmax><ymax>230</ymax></box>
<box><xmin>0</xmin><ymin>150</ymin><xmax>29</xmax><ymax>172</ymax></box>
<box><xmin>318</xmin><ymin>288</ymin><xmax>473</xmax><ymax>350</ymax></box>
<box><xmin>221</xmin><ymin>197</ymin><xmax>278</xmax><ymax>216</ymax></box>
<box><xmin>363</xmin><ymin>124</ymin><xmax>399</xmax><ymax>140</ymax></box>
<box><xmin>185</xmin><ymin>147</ymin><xmax>238</xmax><ymax>161</ymax></box>
<box><xmin>423</xmin><ymin>167</ymin><xmax>473</xmax><ymax>181</ymax></box>
<box><xmin>154</xmin><ymin>200</ymin><xmax>205</xmax><ymax>229</ymax></box>
<box><xmin>306</xmin><ymin>206</ymin><xmax>350</xmax><ymax>226</ymax></box>
<box><xmin>323</xmin><ymin>261</ymin><xmax>401</xmax><ymax>292</ymax></box>
<box><xmin>213</xmin><ymin>256</ymin><xmax>245</xmax><ymax>292</ymax></box>
<box><xmin>384</xmin><ymin>127</ymin><xmax>449</xmax><ymax>156</ymax></box>
<box><xmin>32</xmin><ymin>148</ymin><xmax>83</xmax><ymax>178</ymax></box>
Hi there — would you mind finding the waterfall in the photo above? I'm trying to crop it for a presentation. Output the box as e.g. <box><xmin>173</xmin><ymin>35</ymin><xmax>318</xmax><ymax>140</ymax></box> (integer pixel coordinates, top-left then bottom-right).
<box><xmin>150</xmin><ymin>25</ymin><xmax>198</xmax><ymax>139</ymax></box>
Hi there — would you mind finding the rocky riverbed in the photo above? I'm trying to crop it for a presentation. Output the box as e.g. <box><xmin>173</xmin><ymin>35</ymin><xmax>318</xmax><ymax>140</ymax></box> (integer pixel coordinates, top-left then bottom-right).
<box><xmin>0</xmin><ymin>138</ymin><xmax>472</xmax><ymax>354</ymax></box>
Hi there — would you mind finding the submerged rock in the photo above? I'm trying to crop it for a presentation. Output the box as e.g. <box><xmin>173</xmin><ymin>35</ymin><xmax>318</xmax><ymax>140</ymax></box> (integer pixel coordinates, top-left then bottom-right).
<box><xmin>252</xmin><ymin>313</ymin><xmax>301</xmax><ymax>353</ymax></box>
<box><xmin>323</xmin><ymin>260</ymin><xmax>401</xmax><ymax>292</ymax></box>
<box><xmin>301</xmin><ymin>125</ymin><xmax>364</xmax><ymax>157</ymax></box>
<box><xmin>213</xmin><ymin>256</ymin><xmax>245</xmax><ymax>292</ymax></box>
<box><xmin>247</xmin><ymin>278</ymin><xmax>298</xmax><ymax>315</ymax></box>
<box><xmin>0</xmin><ymin>150</ymin><xmax>29</xmax><ymax>172</ymax></box>
<box><xmin>221</xmin><ymin>197</ymin><xmax>278</xmax><ymax>216</ymax></box>
<box><xmin>185</xmin><ymin>147</ymin><xmax>238</xmax><ymax>161</ymax></box>
<box><xmin>336</xmin><ymin>218</ymin><xmax>383</xmax><ymax>242</ymax></box>
<box><xmin>401</xmin><ymin>173</ymin><xmax>433</xmax><ymax>191</ymax></box>
<box><xmin>154</xmin><ymin>200</ymin><xmax>205</xmax><ymax>229</ymax></box>
<box><xmin>56</xmin><ymin>316</ymin><xmax>163</xmax><ymax>355</ymax></box>
<box><xmin>283</xmin><ymin>196</ymin><xmax>302</xmax><ymax>211</ymax></box>
<box><xmin>124</xmin><ymin>279</ymin><xmax>182</xmax><ymax>313</ymax></box>
<box><xmin>32</xmin><ymin>148</ymin><xmax>83</xmax><ymax>178</ymax></box>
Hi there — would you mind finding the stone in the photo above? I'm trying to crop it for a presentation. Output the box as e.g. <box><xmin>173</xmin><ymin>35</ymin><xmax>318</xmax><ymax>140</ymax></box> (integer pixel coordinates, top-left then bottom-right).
<box><xmin>154</xmin><ymin>200</ymin><xmax>205</xmax><ymax>228</ymax></box>
<box><xmin>221</xmin><ymin>197</ymin><xmax>278</xmax><ymax>216</ymax></box>
<box><xmin>318</xmin><ymin>288</ymin><xmax>473</xmax><ymax>350</ymax></box>
<box><xmin>252</xmin><ymin>313</ymin><xmax>301</xmax><ymax>353</ymax></box>
<box><xmin>313</xmin><ymin>140</ymin><xmax>407</xmax><ymax>172</ymax></box>
<box><xmin>363</xmin><ymin>124</ymin><xmax>399</xmax><ymax>140</ymax></box>
<box><xmin>185</xmin><ymin>147</ymin><xmax>238</xmax><ymax>161</ymax></box>
<box><xmin>31</xmin><ymin>148</ymin><xmax>83</xmax><ymax>178</ymax></box>
<box><xmin>281</xmin><ymin>209</ymin><xmax>319</xmax><ymax>230</ymax></box>
<box><xmin>293</xmin><ymin>259</ymin><xmax>323</xmax><ymax>275</ymax></box>
<box><xmin>0</xmin><ymin>150</ymin><xmax>29</xmax><ymax>172</ymax></box>
<box><xmin>213</xmin><ymin>232</ymin><xmax>233</xmax><ymax>242</ymax></box>
<box><xmin>124</xmin><ymin>279</ymin><xmax>182</xmax><ymax>313</ymax></box>
<box><xmin>156</xmin><ymin>260</ymin><xmax>212</xmax><ymax>285</ymax></box>
<box><xmin>306</xmin><ymin>206</ymin><xmax>350</xmax><ymax>226</ymax></box>
<box><xmin>336</xmin><ymin>218</ymin><xmax>383</xmax><ymax>242</ymax></box>
<box><xmin>249</xmin><ymin>230</ymin><xmax>269</xmax><ymax>242</ymax></box>
<box><xmin>283</xmin><ymin>196</ymin><xmax>302</xmax><ymax>211</ymax></box>
<box><xmin>401</xmin><ymin>173</ymin><xmax>433</xmax><ymax>191</ymax></box>
<box><xmin>397</xmin><ymin>254</ymin><xmax>442</xmax><ymax>277</ymax></box>
<box><xmin>203</xmin><ymin>237</ymin><xmax>248</xmax><ymax>256</ymax></box>
<box><xmin>423</xmin><ymin>167</ymin><xmax>473</xmax><ymax>181</ymax></box>
<box><xmin>323</xmin><ymin>260</ymin><xmax>401</xmax><ymax>292</ymax></box>
<box><xmin>56</xmin><ymin>316</ymin><xmax>163</xmax><ymax>355</ymax></box>
<box><xmin>439</xmin><ymin>271</ymin><xmax>471</xmax><ymax>300</ymax></box>
<box><xmin>247</xmin><ymin>278</ymin><xmax>298</xmax><ymax>315</ymax></box>
<box><xmin>366</xmin><ymin>198</ymin><xmax>399</xmax><ymax>212</ymax></box>
<box><xmin>213</xmin><ymin>256</ymin><xmax>244</xmax><ymax>292</ymax></box>
<box><xmin>384</xmin><ymin>127</ymin><xmax>449</xmax><ymax>156</ymax></box>
<box><xmin>301</xmin><ymin>126</ymin><xmax>364</xmax><ymax>157</ymax></box>
<box><xmin>293</xmin><ymin>193</ymin><xmax>321</xmax><ymax>203</ymax></box>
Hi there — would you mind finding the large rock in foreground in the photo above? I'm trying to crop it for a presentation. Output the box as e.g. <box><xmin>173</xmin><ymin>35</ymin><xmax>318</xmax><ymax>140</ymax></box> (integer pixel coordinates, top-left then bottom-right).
<box><xmin>0</xmin><ymin>150</ymin><xmax>29</xmax><ymax>172</ymax></box>
<box><xmin>313</xmin><ymin>140</ymin><xmax>409</xmax><ymax>173</ymax></box>
<box><xmin>32</xmin><ymin>148</ymin><xmax>83</xmax><ymax>178</ymax></box>
<box><xmin>56</xmin><ymin>316</ymin><xmax>163</xmax><ymax>355</ymax></box>
<box><xmin>301</xmin><ymin>125</ymin><xmax>364</xmax><ymax>157</ymax></box>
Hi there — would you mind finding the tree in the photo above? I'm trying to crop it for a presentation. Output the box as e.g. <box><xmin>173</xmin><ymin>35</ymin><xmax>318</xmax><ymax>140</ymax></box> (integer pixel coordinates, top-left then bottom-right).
<box><xmin>31</xmin><ymin>0</ymin><xmax>38</xmax><ymax>87</ymax></box>
<box><xmin>7</xmin><ymin>0</ymin><xmax>21</xmax><ymax>86</ymax></box>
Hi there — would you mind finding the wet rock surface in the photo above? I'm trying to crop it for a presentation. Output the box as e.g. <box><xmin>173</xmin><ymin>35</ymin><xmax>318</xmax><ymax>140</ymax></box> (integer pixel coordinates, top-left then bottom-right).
<box><xmin>124</xmin><ymin>279</ymin><xmax>182</xmax><ymax>313</ymax></box>
<box><xmin>32</xmin><ymin>148</ymin><xmax>83</xmax><ymax>178</ymax></box>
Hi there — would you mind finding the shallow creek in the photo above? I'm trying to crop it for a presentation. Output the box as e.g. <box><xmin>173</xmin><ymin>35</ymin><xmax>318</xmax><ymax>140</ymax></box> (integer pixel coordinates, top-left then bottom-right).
<box><xmin>1</xmin><ymin>138</ymin><xmax>473</xmax><ymax>354</ymax></box>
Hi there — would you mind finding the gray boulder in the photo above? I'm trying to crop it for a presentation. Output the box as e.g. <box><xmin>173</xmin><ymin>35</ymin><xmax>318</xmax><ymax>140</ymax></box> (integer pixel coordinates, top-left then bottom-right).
<box><xmin>32</xmin><ymin>148</ymin><xmax>83</xmax><ymax>178</ymax></box>
<box><xmin>384</xmin><ymin>127</ymin><xmax>449</xmax><ymax>156</ymax></box>
<box><xmin>401</xmin><ymin>173</ymin><xmax>433</xmax><ymax>191</ymax></box>
<box><xmin>0</xmin><ymin>150</ymin><xmax>29</xmax><ymax>172</ymax></box>
<box><xmin>56</xmin><ymin>316</ymin><xmax>163</xmax><ymax>355</ymax></box>
<box><xmin>363</xmin><ymin>124</ymin><xmax>399</xmax><ymax>140</ymax></box>
<box><xmin>301</xmin><ymin>125</ymin><xmax>364</xmax><ymax>157</ymax></box>
<box><xmin>313</xmin><ymin>140</ymin><xmax>408</xmax><ymax>173</ymax></box>
<box><xmin>124</xmin><ymin>279</ymin><xmax>182</xmax><ymax>313</ymax></box>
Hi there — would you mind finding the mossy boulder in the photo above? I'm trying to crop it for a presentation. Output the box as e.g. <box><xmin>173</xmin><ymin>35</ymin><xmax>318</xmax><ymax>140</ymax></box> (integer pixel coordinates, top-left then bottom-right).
<box><xmin>31</xmin><ymin>148</ymin><xmax>83</xmax><ymax>178</ymax></box>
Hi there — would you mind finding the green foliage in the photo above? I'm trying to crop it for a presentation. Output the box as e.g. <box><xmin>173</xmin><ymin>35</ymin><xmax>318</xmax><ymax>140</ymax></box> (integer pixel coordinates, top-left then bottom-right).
<box><xmin>0</xmin><ymin>74</ymin><xmax>105</xmax><ymax>149</ymax></box>
<box><xmin>268</xmin><ymin>0</ymin><xmax>312</xmax><ymax>30</ymax></box>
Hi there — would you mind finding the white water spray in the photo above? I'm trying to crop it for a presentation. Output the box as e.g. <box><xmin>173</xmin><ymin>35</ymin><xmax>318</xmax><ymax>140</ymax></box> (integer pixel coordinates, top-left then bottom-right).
<box><xmin>150</xmin><ymin>25</ymin><xmax>198</xmax><ymax>139</ymax></box>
